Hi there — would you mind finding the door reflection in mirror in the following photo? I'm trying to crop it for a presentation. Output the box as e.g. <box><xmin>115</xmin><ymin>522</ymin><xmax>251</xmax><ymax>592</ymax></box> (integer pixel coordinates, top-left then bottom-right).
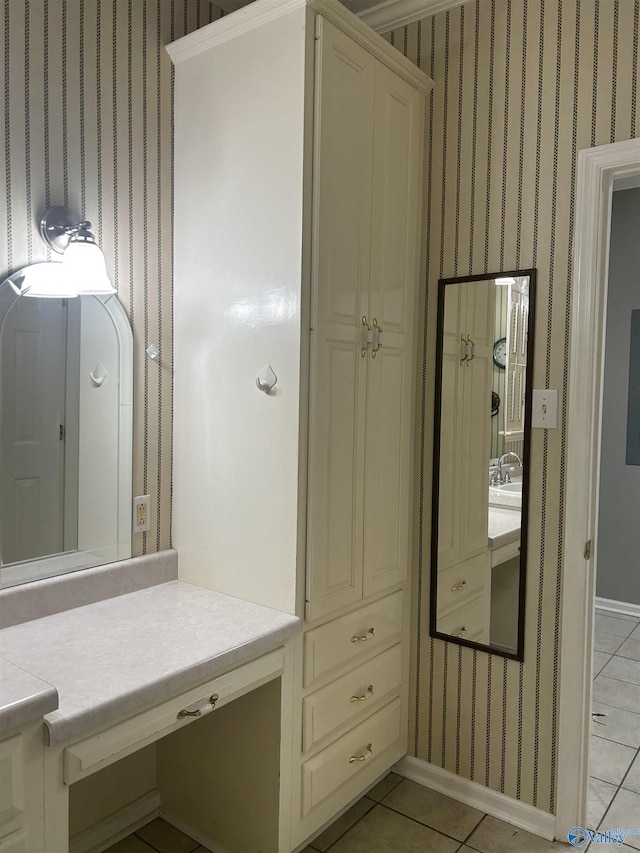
<box><xmin>0</xmin><ymin>264</ymin><xmax>133</xmax><ymax>588</ymax></box>
<box><xmin>430</xmin><ymin>270</ymin><xmax>535</xmax><ymax>660</ymax></box>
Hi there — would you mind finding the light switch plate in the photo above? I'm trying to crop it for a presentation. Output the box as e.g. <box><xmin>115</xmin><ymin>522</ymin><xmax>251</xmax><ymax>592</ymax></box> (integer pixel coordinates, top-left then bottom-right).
<box><xmin>531</xmin><ymin>389</ymin><xmax>558</xmax><ymax>429</ymax></box>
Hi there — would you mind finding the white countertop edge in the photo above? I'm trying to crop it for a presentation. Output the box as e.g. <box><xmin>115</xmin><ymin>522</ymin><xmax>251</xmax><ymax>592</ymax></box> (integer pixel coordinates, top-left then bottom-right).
<box><xmin>42</xmin><ymin>616</ymin><xmax>300</xmax><ymax>746</ymax></box>
<box><xmin>0</xmin><ymin>660</ymin><xmax>58</xmax><ymax>735</ymax></box>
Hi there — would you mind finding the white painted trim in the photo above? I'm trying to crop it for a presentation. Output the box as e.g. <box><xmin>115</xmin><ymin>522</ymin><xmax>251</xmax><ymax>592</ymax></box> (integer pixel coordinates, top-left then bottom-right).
<box><xmin>358</xmin><ymin>0</ymin><xmax>466</xmax><ymax>34</ymax></box>
<box><xmin>167</xmin><ymin>0</ymin><xmax>305</xmax><ymax>62</ymax></box>
<box><xmin>557</xmin><ymin>137</ymin><xmax>640</xmax><ymax>842</ymax></box>
<box><xmin>69</xmin><ymin>790</ymin><xmax>160</xmax><ymax>853</ymax></box>
<box><xmin>167</xmin><ymin>0</ymin><xmax>432</xmax><ymax>93</ymax></box>
<box><xmin>394</xmin><ymin>756</ymin><xmax>556</xmax><ymax>840</ymax></box>
<box><xmin>595</xmin><ymin>596</ymin><xmax>640</xmax><ymax>619</ymax></box>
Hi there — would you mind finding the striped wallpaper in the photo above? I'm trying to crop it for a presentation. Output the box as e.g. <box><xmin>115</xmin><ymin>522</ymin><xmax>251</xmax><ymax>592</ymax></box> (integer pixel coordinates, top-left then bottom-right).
<box><xmin>0</xmin><ymin>0</ymin><xmax>222</xmax><ymax>558</ymax></box>
<box><xmin>387</xmin><ymin>0</ymin><xmax>640</xmax><ymax>814</ymax></box>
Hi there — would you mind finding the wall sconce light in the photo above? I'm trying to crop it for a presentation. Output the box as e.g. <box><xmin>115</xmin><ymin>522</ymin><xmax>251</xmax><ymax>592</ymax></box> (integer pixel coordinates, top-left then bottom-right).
<box><xmin>21</xmin><ymin>205</ymin><xmax>116</xmax><ymax>298</ymax></box>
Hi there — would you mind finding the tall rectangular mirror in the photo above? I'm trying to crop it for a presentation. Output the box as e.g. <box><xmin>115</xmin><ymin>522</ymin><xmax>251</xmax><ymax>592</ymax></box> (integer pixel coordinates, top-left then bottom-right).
<box><xmin>430</xmin><ymin>269</ymin><xmax>536</xmax><ymax>660</ymax></box>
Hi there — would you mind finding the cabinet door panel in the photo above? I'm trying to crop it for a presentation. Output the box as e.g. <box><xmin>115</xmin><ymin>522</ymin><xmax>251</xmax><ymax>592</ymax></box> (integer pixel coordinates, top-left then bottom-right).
<box><xmin>363</xmin><ymin>63</ymin><xmax>422</xmax><ymax>597</ymax></box>
<box><xmin>306</xmin><ymin>340</ymin><xmax>364</xmax><ymax>619</ymax></box>
<box><xmin>363</xmin><ymin>344</ymin><xmax>409</xmax><ymax>596</ymax></box>
<box><xmin>368</xmin><ymin>63</ymin><xmax>423</xmax><ymax>336</ymax></box>
<box><xmin>306</xmin><ymin>18</ymin><xmax>375</xmax><ymax>621</ymax></box>
<box><xmin>312</xmin><ymin>18</ymin><xmax>375</xmax><ymax>329</ymax></box>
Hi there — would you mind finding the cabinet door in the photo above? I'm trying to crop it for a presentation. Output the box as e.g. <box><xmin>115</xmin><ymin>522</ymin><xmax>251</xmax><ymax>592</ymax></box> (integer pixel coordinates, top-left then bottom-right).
<box><xmin>457</xmin><ymin>281</ymin><xmax>494</xmax><ymax>563</ymax></box>
<box><xmin>306</xmin><ymin>19</ymin><xmax>376</xmax><ymax>621</ymax></box>
<box><xmin>363</xmin><ymin>63</ymin><xmax>423</xmax><ymax>597</ymax></box>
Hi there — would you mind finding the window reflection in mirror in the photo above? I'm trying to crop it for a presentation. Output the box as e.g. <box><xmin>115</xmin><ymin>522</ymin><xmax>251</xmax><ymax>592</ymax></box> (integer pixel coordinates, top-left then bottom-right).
<box><xmin>0</xmin><ymin>264</ymin><xmax>133</xmax><ymax>588</ymax></box>
<box><xmin>430</xmin><ymin>270</ymin><xmax>535</xmax><ymax>660</ymax></box>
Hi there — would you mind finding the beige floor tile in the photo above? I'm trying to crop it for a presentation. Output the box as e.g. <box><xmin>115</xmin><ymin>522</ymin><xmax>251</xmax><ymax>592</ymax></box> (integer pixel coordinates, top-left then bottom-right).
<box><xmin>593</xmin><ymin>651</ymin><xmax>612</xmax><ymax>677</ymax></box>
<box><xmin>617</xmin><ymin>638</ymin><xmax>640</xmax><ymax>662</ymax></box>
<box><xmin>589</xmin><ymin>735</ymin><xmax>636</xmax><ymax>785</ymax></box>
<box><xmin>327</xmin><ymin>804</ymin><xmax>459</xmax><ymax>853</ymax></box>
<box><xmin>381</xmin><ymin>778</ymin><xmax>483</xmax><ymax>841</ymax></box>
<box><xmin>587</xmin><ymin>777</ymin><xmax>618</xmax><ymax>829</ymax></box>
<box><xmin>622</xmin><ymin>751</ymin><xmax>640</xmax><ymax>794</ymax></box>
<box><xmin>601</xmin><ymin>655</ymin><xmax>640</xmax><ymax>686</ymax></box>
<box><xmin>599</xmin><ymin>789</ymin><xmax>640</xmax><ymax>849</ymax></box>
<box><xmin>630</xmin><ymin>623</ymin><xmax>640</xmax><ymax>641</ymax></box>
<box><xmin>465</xmin><ymin>815</ymin><xmax>566</xmax><ymax>853</ymax></box>
<box><xmin>594</xmin><ymin>631</ymin><xmax>626</xmax><ymax>654</ymax></box>
<box><xmin>593</xmin><ymin>675</ymin><xmax>640</xmax><ymax>713</ymax></box>
<box><xmin>104</xmin><ymin>837</ymin><xmax>156</xmax><ymax>853</ymax></box>
<box><xmin>366</xmin><ymin>771</ymin><xmax>403</xmax><ymax>802</ymax></box>
<box><xmin>591</xmin><ymin>701</ymin><xmax>640</xmax><ymax>747</ymax></box>
<box><xmin>595</xmin><ymin>614</ymin><xmax>638</xmax><ymax>639</ymax></box>
<box><xmin>135</xmin><ymin>818</ymin><xmax>199</xmax><ymax>853</ymax></box>
<box><xmin>309</xmin><ymin>796</ymin><xmax>375</xmax><ymax>851</ymax></box>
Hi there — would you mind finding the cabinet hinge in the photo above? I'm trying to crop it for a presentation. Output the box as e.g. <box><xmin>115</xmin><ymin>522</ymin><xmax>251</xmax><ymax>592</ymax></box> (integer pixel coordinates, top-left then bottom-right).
<box><xmin>59</xmin><ymin>424</ymin><xmax>65</xmax><ymax>441</ymax></box>
<box><xmin>584</xmin><ymin>539</ymin><xmax>592</xmax><ymax>560</ymax></box>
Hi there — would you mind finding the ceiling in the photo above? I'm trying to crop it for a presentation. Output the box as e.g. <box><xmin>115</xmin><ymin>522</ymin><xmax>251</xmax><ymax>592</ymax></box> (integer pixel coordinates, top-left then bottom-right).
<box><xmin>214</xmin><ymin>0</ymin><xmax>391</xmax><ymax>16</ymax></box>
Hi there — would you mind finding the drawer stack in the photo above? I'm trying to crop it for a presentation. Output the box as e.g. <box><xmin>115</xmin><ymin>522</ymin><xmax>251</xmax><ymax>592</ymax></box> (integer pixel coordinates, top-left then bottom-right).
<box><xmin>293</xmin><ymin>591</ymin><xmax>407</xmax><ymax>844</ymax></box>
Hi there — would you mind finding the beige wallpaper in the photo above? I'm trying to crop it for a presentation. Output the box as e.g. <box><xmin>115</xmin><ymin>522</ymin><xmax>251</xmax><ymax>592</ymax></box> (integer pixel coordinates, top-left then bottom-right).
<box><xmin>387</xmin><ymin>0</ymin><xmax>640</xmax><ymax>814</ymax></box>
<box><xmin>0</xmin><ymin>0</ymin><xmax>222</xmax><ymax>557</ymax></box>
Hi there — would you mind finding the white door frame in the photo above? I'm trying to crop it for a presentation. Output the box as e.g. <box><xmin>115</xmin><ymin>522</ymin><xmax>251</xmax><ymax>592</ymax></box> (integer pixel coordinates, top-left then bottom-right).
<box><xmin>556</xmin><ymin>137</ymin><xmax>640</xmax><ymax>839</ymax></box>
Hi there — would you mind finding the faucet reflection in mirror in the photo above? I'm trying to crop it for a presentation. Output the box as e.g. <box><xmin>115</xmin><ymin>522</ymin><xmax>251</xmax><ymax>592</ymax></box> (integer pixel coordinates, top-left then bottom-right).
<box><xmin>430</xmin><ymin>269</ymin><xmax>535</xmax><ymax>661</ymax></box>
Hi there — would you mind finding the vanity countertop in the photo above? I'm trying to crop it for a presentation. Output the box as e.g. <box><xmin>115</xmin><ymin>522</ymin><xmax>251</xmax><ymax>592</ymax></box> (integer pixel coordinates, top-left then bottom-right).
<box><xmin>0</xmin><ymin>658</ymin><xmax>58</xmax><ymax>734</ymax></box>
<box><xmin>488</xmin><ymin>506</ymin><xmax>521</xmax><ymax>549</ymax></box>
<box><xmin>0</xmin><ymin>580</ymin><xmax>301</xmax><ymax>745</ymax></box>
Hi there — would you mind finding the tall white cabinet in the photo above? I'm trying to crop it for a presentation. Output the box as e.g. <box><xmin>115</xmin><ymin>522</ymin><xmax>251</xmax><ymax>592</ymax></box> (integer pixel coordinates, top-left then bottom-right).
<box><xmin>169</xmin><ymin>1</ymin><xmax>431</xmax><ymax>847</ymax></box>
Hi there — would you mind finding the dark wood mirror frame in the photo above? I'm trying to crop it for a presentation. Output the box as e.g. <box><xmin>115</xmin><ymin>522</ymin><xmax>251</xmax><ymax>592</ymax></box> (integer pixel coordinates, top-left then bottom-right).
<box><xmin>429</xmin><ymin>269</ymin><xmax>536</xmax><ymax>661</ymax></box>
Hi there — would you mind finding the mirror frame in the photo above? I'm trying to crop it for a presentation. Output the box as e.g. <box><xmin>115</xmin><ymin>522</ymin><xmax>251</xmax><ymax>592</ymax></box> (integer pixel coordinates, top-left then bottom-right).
<box><xmin>429</xmin><ymin>268</ymin><xmax>536</xmax><ymax>661</ymax></box>
<box><xmin>0</xmin><ymin>266</ymin><xmax>133</xmax><ymax>588</ymax></box>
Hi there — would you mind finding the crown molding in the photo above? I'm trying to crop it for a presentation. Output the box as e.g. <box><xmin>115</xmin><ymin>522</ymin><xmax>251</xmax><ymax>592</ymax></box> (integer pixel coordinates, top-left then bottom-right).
<box><xmin>357</xmin><ymin>0</ymin><xmax>466</xmax><ymax>34</ymax></box>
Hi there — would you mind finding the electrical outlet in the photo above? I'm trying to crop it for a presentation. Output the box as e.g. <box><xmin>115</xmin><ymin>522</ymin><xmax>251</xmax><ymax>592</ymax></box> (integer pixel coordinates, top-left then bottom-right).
<box><xmin>133</xmin><ymin>495</ymin><xmax>151</xmax><ymax>533</ymax></box>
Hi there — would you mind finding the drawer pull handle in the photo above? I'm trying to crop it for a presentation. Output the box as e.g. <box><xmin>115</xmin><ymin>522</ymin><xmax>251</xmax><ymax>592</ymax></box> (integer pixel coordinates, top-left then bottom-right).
<box><xmin>349</xmin><ymin>743</ymin><xmax>373</xmax><ymax>764</ymax></box>
<box><xmin>350</xmin><ymin>685</ymin><xmax>374</xmax><ymax>703</ymax></box>
<box><xmin>453</xmin><ymin>627</ymin><xmax>467</xmax><ymax>638</ymax></box>
<box><xmin>177</xmin><ymin>693</ymin><xmax>219</xmax><ymax>720</ymax></box>
<box><xmin>451</xmin><ymin>581</ymin><xmax>467</xmax><ymax>592</ymax></box>
<box><xmin>351</xmin><ymin>627</ymin><xmax>375</xmax><ymax>643</ymax></box>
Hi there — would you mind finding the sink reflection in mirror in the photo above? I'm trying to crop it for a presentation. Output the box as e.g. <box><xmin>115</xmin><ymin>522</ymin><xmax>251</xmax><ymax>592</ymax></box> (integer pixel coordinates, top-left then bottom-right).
<box><xmin>0</xmin><ymin>264</ymin><xmax>133</xmax><ymax>588</ymax></box>
<box><xmin>430</xmin><ymin>270</ymin><xmax>535</xmax><ymax>660</ymax></box>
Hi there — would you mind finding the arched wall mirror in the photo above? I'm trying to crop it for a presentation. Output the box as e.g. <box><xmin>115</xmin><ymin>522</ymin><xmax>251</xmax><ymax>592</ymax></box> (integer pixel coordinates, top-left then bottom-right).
<box><xmin>0</xmin><ymin>263</ymin><xmax>133</xmax><ymax>589</ymax></box>
<box><xmin>430</xmin><ymin>269</ymin><xmax>536</xmax><ymax>660</ymax></box>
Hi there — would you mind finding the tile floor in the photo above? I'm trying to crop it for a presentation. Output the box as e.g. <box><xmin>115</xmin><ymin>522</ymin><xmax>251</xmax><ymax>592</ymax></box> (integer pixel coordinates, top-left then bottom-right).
<box><xmin>105</xmin><ymin>773</ymin><xmax>566</xmax><ymax>853</ymax></box>
<box><xmin>589</xmin><ymin>608</ymin><xmax>640</xmax><ymax>847</ymax></box>
<box><xmin>104</xmin><ymin>609</ymin><xmax>640</xmax><ymax>853</ymax></box>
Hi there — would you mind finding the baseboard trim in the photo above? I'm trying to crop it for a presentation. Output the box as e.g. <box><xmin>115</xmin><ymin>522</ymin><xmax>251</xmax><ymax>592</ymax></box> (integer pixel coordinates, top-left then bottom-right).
<box><xmin>69</xmin><ymin>790</ymin><xmax>161</xmax><ymax>853</ymax></box>
<box><xmin>595</xmin><ymin>596</ymin><xmax>640</xmax><ymax>619</ymax></box>
<box><xmin>394</xmin><ymin>756</ymin><xmax>556</xmax><ymax>841</ymax></box>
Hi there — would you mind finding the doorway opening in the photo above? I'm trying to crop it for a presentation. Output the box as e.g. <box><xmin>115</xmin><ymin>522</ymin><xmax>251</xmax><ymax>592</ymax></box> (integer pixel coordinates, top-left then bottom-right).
<box><xmin>556</xmin><ymin>138</ymin><xmax>640</xmax><ymax>839</ymax></box>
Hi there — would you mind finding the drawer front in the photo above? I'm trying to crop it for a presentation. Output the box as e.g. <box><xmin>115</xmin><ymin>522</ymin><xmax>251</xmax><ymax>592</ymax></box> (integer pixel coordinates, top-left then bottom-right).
<box><xmin>64</xmin><ymin>648</ymin><xmax>284</xmax><ymax>784</ymax></box>
<box><xmin>436</xmin><ymin>552</ymin><xmax>489</xmax><ymax>614</ymax></box>
<box><xmin>301</xmin><ymin>698</ymin><xmax>402</xmax><ymax>816</ymax></box>
<box><xmin>303</xmin><ymin>591</ymin><xmax>403</xmax><ymax>687</ymax></box>
<box><xmin>302</xmin><ymin>644</ymin><xmax>402</xmax><ymax>752</ymax></box>
<box><xmin>436</xmin><ymin>594</ymin><xmax>488</xmax><ymax>643</ymax></box>
<box><xmin>0</xmin><ymin>736</ymin><xmax>23</xmax><ymax>829</ymax></box>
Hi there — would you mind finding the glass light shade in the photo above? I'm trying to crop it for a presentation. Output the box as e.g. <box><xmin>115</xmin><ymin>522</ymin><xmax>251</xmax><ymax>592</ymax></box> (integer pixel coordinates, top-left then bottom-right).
<box><xmin>20</xmin><ymin>262</ymin><xmax>79</xmax><ymax>298</ymax></box>
<box><xmin>495</xmin><ymin>276</ymin><xmax>517</xmax><ymax>286</ymax></box>
<box><xmin>63</xmin><ymin>240</ymin><xmax>116</xmax><ymax>295</ymax></box>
